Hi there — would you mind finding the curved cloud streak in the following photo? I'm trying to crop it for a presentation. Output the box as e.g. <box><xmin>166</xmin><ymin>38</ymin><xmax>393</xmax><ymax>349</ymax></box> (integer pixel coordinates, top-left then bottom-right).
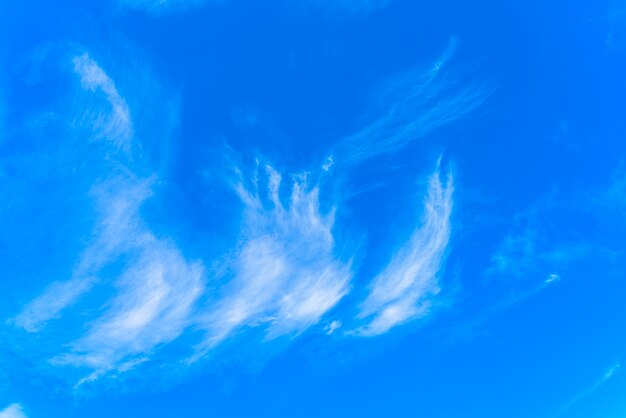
<box><xmin>12</xmin><ymin>53</ymin><xmax>139</xmax><ymax>333</ymax></box>
<box><xmin>356</xmin><ymin>163</ymin><xmax>453</xmax><ymax>336</ymax></box>
<box><xmin>333</xmin><ymin>38</ymin><xmax>487</xmax><ymax>166</ymax></box>
<box><xmin>10</xmin><ymin>52</ymin><xmax>204</xmax><ymax>383</ymax></box>
<box><xmin>72</xmin><ymin>53</ymin><xmax>133</xmax><ymax>151</ymax></box>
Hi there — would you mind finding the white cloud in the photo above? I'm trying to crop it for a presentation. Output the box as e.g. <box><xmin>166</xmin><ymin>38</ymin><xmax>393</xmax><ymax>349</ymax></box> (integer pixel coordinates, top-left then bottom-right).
<box><xmin>486</xmin><ymin>195</ymin><xmax>600</xmax><ymax>282</ymax></box>
<box><xmin>322</xmin><ymin>156</ymin><xmax>334</xmax><ymax>172</ymax></box>
<box><xmin>555</xmin><ymin>362</ymin><xmax>622</xmax><ymax>417</ymax></box>
<box><xmin>54</xmin><ymin>235</ymin><xmax>204</xmax><ymax>382</ymax></box>
<box><xmin>0</xmin><ymin>404</ymin><xmax>26</xmax><ymax>418</ymax></box>
<box><xmin>332</xmin><ymin>38</ymin><xmax>487</xmax><ymax>166</ymax></box>
<box><xmin>355</xmin><ymin>163</ymin><xmax>453</xmax><ymax>336</ymax></box>
<box><xmin>45</xmin><ymin>177</ymin><xmax>205</xmax><ymax>382</ymax></box>
<box><xmin>11</xmin><ymin>51</ymin><xmax>205</xmax><ymax>383</ymax></box>
<box><xmin>194</xmin><ymin>164</ymin><xmax>352</xmax><ymax>357</ymax></box>
<box><xmin>325</xmin><ymin>320</ymin><xmax>342</xmax><ymax>335</ymax></box>
<box><xmin>6</xmin><ymin>36</ymin><xmax>485</xmax><ymax>384</ymax></box>
<box><xmin>11</xmin><ymin>276</ymin><xmax>96</xmax><ymax>333</ymax></box>
<box><xmin>72</xmin><ymin>53</ymin><xmax>133</xmax><ymax>151</ymax></box>
<box><xmin>545</xmin><ymin>273</ymin><xmax>560</xmax><ymax>284</ymax></box>
<box><xmin>12</xmin><ymin>177</ymin><xmax>153</xmax><ymax>332</ymax></box>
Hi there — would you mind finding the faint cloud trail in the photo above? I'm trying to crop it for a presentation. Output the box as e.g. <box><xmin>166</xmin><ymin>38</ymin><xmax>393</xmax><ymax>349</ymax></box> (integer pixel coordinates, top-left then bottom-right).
<box><xmin>554</xmin><ymin>362</ymin><xmax>621</xmax><ymax>417</ymax></box>
<box><xmin>72</xmin><ymin>53</ymin><xmax>133</xmax><ymax>151</ymax></box>
<box><xmin>450</xmin><ymin>273</ymin><xmax>562</xmax><ymax>341</ymax></box>
<box><xmin>10</xmin><ymin>51</ymin><xmax>205</xmax><ymax>384</ymax></box>
<box><xmin>331</xmin><ymin>38</ymin><xmax>488</xmax><ymax>167</ymax></box>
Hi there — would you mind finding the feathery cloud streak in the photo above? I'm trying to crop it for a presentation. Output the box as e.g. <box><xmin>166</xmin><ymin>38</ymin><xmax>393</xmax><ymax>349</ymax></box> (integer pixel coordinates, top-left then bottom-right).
<box><xmin>194</xmin><ymin>164</ymin><xmax>352</xmax><ymax>357</ymax></box>
<box><xmin>12</xmin><ymin>52</ymin><xmax>138</xmax><ymax>333</ymax></box>
<box><xmin>52</xmin><ymin>177</ymin><xmax>205</xmax><ymax>385</ymax></box>
<box><xmin>355</xmin><ymin>163</ymin><xmax>453</xmax><ymax>336</ymax></box>
<box><xmin>332</xmin><ymin>38</ymin><xmax>487</xmax><ymax>166</ymax></box>
<box><xmin>72</xmin><ymin>53</ymin><xmax>133</xmax><ymax>151</ymax></box>
<box><xmin>10</xmin><ymin>51</ymin><xmax>204</xmax><ymax>382</ymax></box>
<box><xmin>12</xmin><ymin>176</ymin><xmax>152</xmax><ymax>333</ymax></box>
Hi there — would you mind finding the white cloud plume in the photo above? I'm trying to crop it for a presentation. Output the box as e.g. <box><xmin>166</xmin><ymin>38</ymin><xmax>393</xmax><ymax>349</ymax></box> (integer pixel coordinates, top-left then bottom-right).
<box><xmin>0</xmin><ymin>404</ymin><xmax>26</xmax><ymax>418</ymax></box>
<box><xmin>72</xmin><ymin>53</ymin><xmax>133</xmax><ymax>151</ymax></box>
<box><xmin>12</xmin><ymin>55</ymin><xmax>149</xmax><ymax>333</ymax></box>
<box><xmin>11</xmin><ymin>276</ymin><xmax>95</xmax><ymax>333</ymax></box>
<box><xmin>44</xmin><ymin>176</ymin><xmax>205</xmax><ymax>382</ymax></box>
<box><xmin>333</xmin><ymin>38</ymin><xmax>487</xmax><ymax>166</ymax></box>
<box><xmin>55</xmin><ymin>234</ymin><xmax>204</xmax><ymax>384</ymax></box>
<box><xmin>11</xmin><ymin>52</ymin><xmax>205</xmax><ymax>383</ymax></box>
<box><xmin>12</xmin><ymin>177</ymin><xmax>153</xmax><ymax>332</ymax></box>
<box><xmin>355</xmin><ymin>163</ymin><xmax>453</xmax><ymax>336</ymax></box>
<box><xmin>194</xmin><ymin>164</ymin><xmax>352</xmax><ymax>356</ymax></box>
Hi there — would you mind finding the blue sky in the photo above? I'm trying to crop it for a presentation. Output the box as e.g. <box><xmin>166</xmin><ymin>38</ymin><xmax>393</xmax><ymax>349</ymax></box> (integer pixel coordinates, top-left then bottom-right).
<box><xmin>1</xmin><ymin>0</ymin><xmax>625</xmax><ymax>417</ymax></box>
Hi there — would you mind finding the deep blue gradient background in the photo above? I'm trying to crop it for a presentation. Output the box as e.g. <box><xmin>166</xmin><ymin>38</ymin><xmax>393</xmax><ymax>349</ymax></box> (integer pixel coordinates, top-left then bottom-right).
<box><xmin>1</xmin><ymin>0</ymin><xmax>625</xmax><ymax>417</ymax></box>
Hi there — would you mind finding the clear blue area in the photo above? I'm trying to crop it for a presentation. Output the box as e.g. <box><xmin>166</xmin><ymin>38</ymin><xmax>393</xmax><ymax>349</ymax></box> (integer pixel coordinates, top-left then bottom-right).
<box><xmin>1</xmin><ymin>0</ymin><xmax>625</xmax><ymax>417</ymax></box>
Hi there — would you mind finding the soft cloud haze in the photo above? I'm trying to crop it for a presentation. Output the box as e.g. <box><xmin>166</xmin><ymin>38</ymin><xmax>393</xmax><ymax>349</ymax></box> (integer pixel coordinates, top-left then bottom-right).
<box><xmin>0</xmin><ymin>404</ymin><xmax>26</xmax><ymax>418</ymax></box>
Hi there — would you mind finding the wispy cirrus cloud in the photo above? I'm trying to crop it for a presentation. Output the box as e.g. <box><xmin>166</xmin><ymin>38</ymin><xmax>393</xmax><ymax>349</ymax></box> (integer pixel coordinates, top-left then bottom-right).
<box><xmin>554</xmin><ymin>361</ymin><xmax>622</xmax><ymax>417</ymax></box>
<box><xmin>11</xmin><ymin>176</ymin><xmax>153</xmax><ymax>333</ymax></box>
<box><xmin>0</xmin><ymin>404</ymin><xmax>26</xmax><ymax>418</ymax></box>
<box><xmin>194</xmin><ymin>163</ymin><xmax>352</xmax><ymax>358</ymax></box>
<box><xmin>354</xmin><ymin>162</ymin><xmax>453</xmax><ymax>336</ymax></box>
<box><xmin>486</xmin><ymin>184</ymin><xmax>619</xmax><ymax>282</ymax></box>
<box><xmin>8</xmin><ymin>53</ymin><xmax>134</xmax><ymax>333</ymax></box>
<box><xmin>450</xmin><ymin>273</ymin><xmax>562</xmax><ymax>342</ymax></box>
<box><xmin>49</xmin><ymin>176</ymin><xmax>204</xmax><ymax>385</ymax></box>
<box><xmin>332</xmin><ymin>38</ymin><xmax>488</xmax><ymax>166</ymax></box>
<box><xmin>72</xmin><ymin>53</ymin><xmax>133</xmax><ymax>152</ymax></box>
<box><xmin>487</xmin><ymin>228</ymin><xmax>594</xmax><ymax>282</ymax></box>
<box><xmin>8</xmin><ymin>50</ymin><xmax>205</xmax><ymax>384</ymax></box>
<box><xmin>11</xmin><ymin>53</ymin><xmax>155</xmax><ymax>334</ymax></box>
<box><xmin>4</xmin><ymin>32</ymin><xmax>484</xmax><ymax>387</ymax></box>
